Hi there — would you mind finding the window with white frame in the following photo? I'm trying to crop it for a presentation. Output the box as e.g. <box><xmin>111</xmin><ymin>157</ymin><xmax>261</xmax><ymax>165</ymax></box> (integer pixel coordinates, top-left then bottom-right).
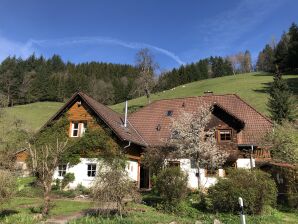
<box><xmin>80</xmin><ymin>122</ymin><xmax>87</xmax><ymax>136</ymax></box>
<box><xmin>71</xmin><ymin>122</ymin><xmax>79</xmax><ymax>137</ymax></box>
<box><xmin>219</xmin><ymin>129</ymin><xmax>232</xmax><ymax>141</ymax></box>
<box><xmin>70</xmin><ymin>121</ymin><xmax>87</xmax><ymax>137</ymax></box>
<box><xmin>58</xmin><ymin>164</ymin><xmax>67</xmax><ymax>177</ymax></box>
<box><xmin>87</xmin><ymin>164</ymin><xmax>97</xmax><ymax>177</ymax></box>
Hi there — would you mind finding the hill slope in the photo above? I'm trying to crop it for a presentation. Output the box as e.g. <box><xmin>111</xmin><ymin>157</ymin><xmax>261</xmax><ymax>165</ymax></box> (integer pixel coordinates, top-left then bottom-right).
<box><xmin>111</xmin><ymin>72</ymin><xmax>298</xmax><ymax>115</ymax></box>
<box><xmin>4</xmin><ymin>102</ymin><xmax>63</xmax><ymax>132</ymax></box>
<box><xmin>2</xmin><ymin>72</ymin><xmax>297</xmax><ymax>131</ymax></box>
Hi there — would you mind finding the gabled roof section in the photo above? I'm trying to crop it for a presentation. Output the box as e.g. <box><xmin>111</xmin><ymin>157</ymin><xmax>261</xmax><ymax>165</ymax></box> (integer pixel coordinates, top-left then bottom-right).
<box><xmin>42</xmin><ymin>91</ymin><xmax>147</xmax><ymax>146</ymax></box>
<box><xmin>128</xmin><ymin>94</ymin><xmax>272</xmax><ymax>146</ymax></box>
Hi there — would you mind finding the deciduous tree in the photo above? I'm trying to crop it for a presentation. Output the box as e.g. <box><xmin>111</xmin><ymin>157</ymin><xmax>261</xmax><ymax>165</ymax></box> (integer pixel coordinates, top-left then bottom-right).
<box><xmin>169</xmin><ymin>105</ymin><xmax>228</xmax><ymax>189</ymax></box>
<box><xmin>26</xmin><ymin>118</ymin><xmax>70</xmax><ymax>216</ymax></box>
<box><xmin>264</xmin><ymin>122</ymin><xmax>298</xmax><ymax>164</ymax></box>
<box><xmin>131</xmin><ymin>48</ymin><xmax>157</xmax><ymax>103</ymax></box>
<box><xmin>92</xmin><ymin>157</ymin><xmax>140</xmax><ymax>218</ymax></box>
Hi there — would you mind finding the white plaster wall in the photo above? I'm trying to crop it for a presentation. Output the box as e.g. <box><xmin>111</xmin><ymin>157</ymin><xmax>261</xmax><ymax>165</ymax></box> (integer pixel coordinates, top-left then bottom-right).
<box><xmin>236</xmin><ymin>158</ymin><xmax>255</xmax><ymax>169</ymax></box>
<box><xmin>16</xmin><ymin>161</ymin><xmax>30</xmax><ymax>177</ymax></box>
<box><xmin>126</xmin><ymin>160</ymin><xmax>138</xmax><ymax>182</ymax></box>
<box><xmin>169</xmin><ymin>159</ymin><xmax>224</xmax><ymax>189</ymax></box>
<box><xmin>53</xmin><ymin>158</ymin><xmax>139</xmax><ymax>189</ymax></box>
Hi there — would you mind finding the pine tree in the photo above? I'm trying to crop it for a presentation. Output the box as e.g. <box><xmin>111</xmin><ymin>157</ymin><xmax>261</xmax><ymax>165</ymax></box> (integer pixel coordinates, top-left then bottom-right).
<box><xmin>287</xmin><ymin>23</ymin><xmax>298</xmax><ymax>71</ymax></box>
<box><xmin>257</xmin><ymin>44</ymin><xmax>275</xmax><ymax>72</ymax></box>
<box><xmin>268</xmin><ymin>68</ymin><xmax>296</xmax><ymax>124</ymax></box>
<box><xmin>275</xmin><ymin>32</ymin><xmax>290</xmax><ymax>72</ymax></box>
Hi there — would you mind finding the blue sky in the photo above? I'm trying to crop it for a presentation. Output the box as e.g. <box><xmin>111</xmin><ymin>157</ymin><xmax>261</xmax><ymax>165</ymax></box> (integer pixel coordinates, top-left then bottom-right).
<box><xmin>0</xmin><ymin>0</ymin><xmax>297</xmax><ymax>70</ymax></box>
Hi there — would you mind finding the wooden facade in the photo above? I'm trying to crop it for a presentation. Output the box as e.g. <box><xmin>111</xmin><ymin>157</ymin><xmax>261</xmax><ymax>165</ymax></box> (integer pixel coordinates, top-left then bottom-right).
<box><xmin>64</xmin><ymin>99</ymin><xmax>146</xmax><ymax>187</ymax></box>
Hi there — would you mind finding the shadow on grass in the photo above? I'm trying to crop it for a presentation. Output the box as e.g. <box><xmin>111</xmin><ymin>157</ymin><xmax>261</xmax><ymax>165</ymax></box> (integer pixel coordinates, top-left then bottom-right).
<box><xmin>253</xmin><ymin>77</ymin><xmax>298</xmax><ymax>96</ymax></box>
<box><xmin>252</xmin><ymin>72</ymin><xmax>273</xmax><ymax>77</ymax></box>
<box><xmin>0</xmin><ymin>209</ymin><xmax>19</xmax><ymax>218</ymax></box>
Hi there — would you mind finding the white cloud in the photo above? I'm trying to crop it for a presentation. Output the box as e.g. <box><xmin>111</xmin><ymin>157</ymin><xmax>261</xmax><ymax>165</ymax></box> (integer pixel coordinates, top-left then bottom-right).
<box><xmin>30</xmin><ymin>37</ymin><xmax>185</xmax><ymax>65</ymax></box>
<box><xmin>0</xmin><ymin>35</ymin><xmax>185</xmax><ymax>66</ymax></box>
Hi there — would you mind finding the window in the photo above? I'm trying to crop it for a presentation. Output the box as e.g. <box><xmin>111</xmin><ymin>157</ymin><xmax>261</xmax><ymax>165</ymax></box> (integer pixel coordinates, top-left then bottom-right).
<box><xmin>70</xmin><ymin>121</ymin><xmax>87</xmax><ymax>137</ymax></box>
<box><xmin>166</xmin><ymin>110</ymin><xmax>173</xmax><ymax>116</ymax></box>
<box><xmin>219</xmin><ymin>130</ymin><xmax>232</xmax><ymax>141</ymax></box>
<box><xmin>87</xmin><ymin>164</ymin><xmax>97</xmax><ymax>177</ymax></box>
<box><xmin>168</xmin><ymin>161</ymin><xmax>180</xmax><ymax>167</ymax></box>
<box><xmin>71</xmin><ymin>122</ymin><xmax>79</xmax><ymax>137</ymax></box>
<box><xmin>80</xmin><ymin>122</ymin><xmax>87</xmax><ymax>136</ymax></box>
<box><xmin>58</xmin><ymin>164</ymin><xmax>67</xmax><ymax>177</ymax></box>
<box><xmin>206</xmin><ymin>166</ymin><xmax>217</xmax><ymax>177</ymax></box>
<box><xmin>156</xmin><ymin>124</ymin><xmax>161</xmax><ymax>131</ymax></box>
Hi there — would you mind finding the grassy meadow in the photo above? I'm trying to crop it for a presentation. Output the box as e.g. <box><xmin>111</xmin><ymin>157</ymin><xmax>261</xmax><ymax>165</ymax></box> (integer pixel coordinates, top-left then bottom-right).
<box><xmin>111</xmin><ymin>72</ymin><xmax>298</xmax><ymax>115</ymax></box>
<box><xmin>3</xmin><ymin>101</ymin><xmax>63</xmax><ymax>132</ymax></box>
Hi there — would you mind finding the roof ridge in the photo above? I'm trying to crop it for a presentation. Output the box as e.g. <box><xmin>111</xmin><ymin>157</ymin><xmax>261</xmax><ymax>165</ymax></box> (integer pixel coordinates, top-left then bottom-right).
<box><xmin>78</xmin><ymin>91</ymin><xmax>123</xmax><ymax>117</ymax></box>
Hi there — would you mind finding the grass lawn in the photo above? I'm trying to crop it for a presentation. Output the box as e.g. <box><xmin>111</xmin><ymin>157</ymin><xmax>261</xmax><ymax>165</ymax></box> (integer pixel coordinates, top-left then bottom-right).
<box><xmin>1</xmin><ymin>198</ymin><xmax>297</xmax><ymax>224</ymax></box>
<box><xmin>0</xmin><ymin>197</ymin><xmax>92</xmax><ymax>224</ymax></box>
<box><xmin>69</xmin><ymin>202</ymin><xmax>298</xmax><ymax>224</ymax></box>
<box><xmin>3</xmin><ymin>101</ymin><xmax>63</xmax><ymax>132</ymax></box>
<box><xmin>111</xmin><ymin>72</ymin><xmax>298</xmax><ymax>116</ymax></box>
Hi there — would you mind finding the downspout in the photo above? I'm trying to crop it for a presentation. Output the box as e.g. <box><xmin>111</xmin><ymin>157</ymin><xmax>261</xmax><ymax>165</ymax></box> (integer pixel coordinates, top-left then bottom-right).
<box><xmin>250</xmin><ymin>145</ymin><xmax>254</xmax><ymax>170</ymax></box>
<box><xmin>124</xmin><ymin>141</ymin><xmax>131</xmax><ymax>149</ymax></box>
<box><xmin>124</xmin><ymin>100</ymin><xmax>128</xmax><ymax>128</ymax></box>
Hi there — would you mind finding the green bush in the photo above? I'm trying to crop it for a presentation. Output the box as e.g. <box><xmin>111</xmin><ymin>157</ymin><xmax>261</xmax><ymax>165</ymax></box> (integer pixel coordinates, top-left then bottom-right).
<box><xmin>206</xmin><ymin>169</ymin><xmax>277</xmax><ymax>214</ymax></box>
<box><xmin>62</xmin><ymin>173</ymin><xmax>75</xmax><ymax>189</ymax></box>
<box><xmin>75</xmin><ymin>184</ymin><xmax>91</xmax><ymax>195</ymax></box>
<box><xmin>155</xmin><ymin>167</ymin><xmax>188</xmax><ymax>209</ymax></box>
<box><xmin>0</xmin><ymin>170</ymin><xmax>17</xmax><ymax>205</ymax></box>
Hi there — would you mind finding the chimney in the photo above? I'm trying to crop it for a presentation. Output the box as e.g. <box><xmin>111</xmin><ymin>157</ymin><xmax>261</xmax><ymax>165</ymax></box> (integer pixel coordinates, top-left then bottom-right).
<box><xmin>124</xmin><ymin>100</ymin><xmax>128</xmax><ymax>128</ymax></box>
<box><xmin>204</xmin><ymin>91</ymin><xmax>213</xmax><ymax>96</ymax></box>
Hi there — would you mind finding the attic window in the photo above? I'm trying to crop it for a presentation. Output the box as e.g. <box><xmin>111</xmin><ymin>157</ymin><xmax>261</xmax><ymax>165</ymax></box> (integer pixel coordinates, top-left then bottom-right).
<box><xmin>156</xmin><ymin>124</ymin><xmax>161</xmax><ymax>131</ymax></box>
<box><xmin>71</xmin><ymin>122</ymin><xmax>79</xmax><ymax>137</ymax></box>
<box><xmin>166</xmin><ymin>110</ymin><xmax>173</xmax><ymax>116</ymax></box>
<box><xmin>219</xmin><ymin>130</ymin><xmax>232</xmax><ymax>141</ymax></box>
<box><xmin>70</xmin><ymin>121</ymin><xmax>87</xmax><ymax>137</ymax></box>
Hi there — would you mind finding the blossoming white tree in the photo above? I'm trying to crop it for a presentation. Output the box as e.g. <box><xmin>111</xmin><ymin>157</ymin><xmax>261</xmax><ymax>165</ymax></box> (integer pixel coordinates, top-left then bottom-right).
<box><xmin>169</xmin><ymin>104</ymin><xmax>229</xmax><ymax>189</ymax></box>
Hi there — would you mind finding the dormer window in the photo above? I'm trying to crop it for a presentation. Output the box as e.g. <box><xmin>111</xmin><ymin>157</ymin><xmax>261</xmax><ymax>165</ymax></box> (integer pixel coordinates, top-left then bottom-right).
<box><xmin>166</xmin><ymin>110</ymin><xmax>173</xmax><ymax>116</ymax></box>
<box><xmin>219</xmin><ymin>129</ymin><xmax>232</xmax><ymax>141</ymax></box>
<box><xmin>70</xmin><ymin>121</ymin><xmax>87</xmax><ymax>137</ymax></box>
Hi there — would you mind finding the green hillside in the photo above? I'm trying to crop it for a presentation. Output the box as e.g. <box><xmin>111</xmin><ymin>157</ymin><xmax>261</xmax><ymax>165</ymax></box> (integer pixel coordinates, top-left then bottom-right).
<box><xmin>3</xmin><ymin>102</ymin><xmax>63</xmax><ymax>132</ymax></box>
<box><xmin>2</xmin><ymin>72</ymin><xmax>297</xmax><ymax>131</ymax></box>
<box><xmin>111</xmin><ymin>72</ymin><xmax>298</xmax><ymax>115</ymax></box>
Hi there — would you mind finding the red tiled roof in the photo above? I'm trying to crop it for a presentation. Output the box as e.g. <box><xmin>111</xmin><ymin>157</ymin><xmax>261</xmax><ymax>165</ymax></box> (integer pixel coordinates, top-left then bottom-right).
<box><xmin>42</xmin><ymin>92</ymin><xmax>147</xmax><ymax>146</ymax></box>
<box><xmin>43</xmin><ymin>92</ymin><xmax>272</xmax><ymax>148</ymax></box>
<box><xmin>128</xmin><ymin>94</ymin><xmax>272</xmax><ymax>146</ymax></box>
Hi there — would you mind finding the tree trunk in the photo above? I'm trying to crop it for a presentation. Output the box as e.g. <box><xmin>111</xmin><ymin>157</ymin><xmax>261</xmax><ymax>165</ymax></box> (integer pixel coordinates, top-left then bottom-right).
<box><xmin>42</xmin><ymin>183</ymin><xmax>51</xmax><ymax>216</ymax></box>
<box><xmin>145</xmin><ymin>88</ymin><xmax>150</xmax><ymax>104</ymax></box>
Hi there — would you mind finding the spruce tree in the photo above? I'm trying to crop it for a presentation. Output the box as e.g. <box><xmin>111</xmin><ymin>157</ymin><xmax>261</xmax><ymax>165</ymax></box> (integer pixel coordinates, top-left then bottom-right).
<box><xmin>268</xmin><ymin>68</ymin><xmax>296</xmax><ymax>123</ymax></box>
